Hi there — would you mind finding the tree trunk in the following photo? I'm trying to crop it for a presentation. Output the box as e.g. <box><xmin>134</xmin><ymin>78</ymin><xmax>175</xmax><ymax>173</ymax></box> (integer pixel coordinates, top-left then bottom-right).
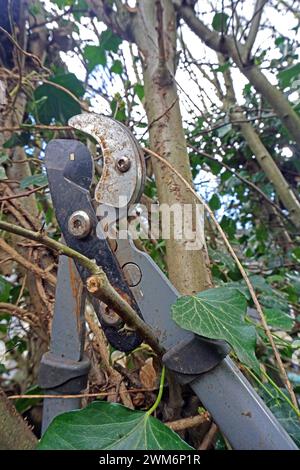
<box><xmin>131</xmin><ymin>0</ymin><xmax>212</xmax><ymax>294</ymax></box>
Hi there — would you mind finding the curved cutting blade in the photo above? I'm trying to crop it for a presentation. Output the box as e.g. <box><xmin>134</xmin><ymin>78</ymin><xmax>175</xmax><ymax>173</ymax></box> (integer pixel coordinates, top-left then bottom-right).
<box><xmin>69</xmin><ymin>113</ymin><xmax>145</xmax><ymax>208</ymax></box>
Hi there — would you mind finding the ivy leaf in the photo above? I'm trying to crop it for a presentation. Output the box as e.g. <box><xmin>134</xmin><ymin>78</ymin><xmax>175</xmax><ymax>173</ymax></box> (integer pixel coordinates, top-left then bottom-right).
<box><xmin>37</xmin><ymin>402</ymin><xmax>192</xmax><ymax>450</ymax></box>
<box><xmin>84</xmin><ymin>30</ymin><xmax>122</xmax><ymax>73</ymax></box>
<box><xmin>134</xmin><ymin>83</ymin><xmax>144</xmax><ymax>101</ymax></box>
<box><xmin>0</xmin><ymin>276</ymin><xmax>12</xmax><ymax>302</ymax></box>
<box><xmin>212</xmin><ymin>13</ymin><xmax>229</xmax><ymax>32</ymax></box>
<box><xmin>259</xmin><ymin>386</ymin><xmax>300</xmax><ymax>446</ymax></box>
<box><xmin>216</xmin><ymin>61</ymin><xmax>230</xmax><ymax>73</ymax></box>
<box><xmin>171</xmin><ymin>287</ymin><xmax>260</xmax><ymax>371</ymax></box>
<box><xmin>209</xmin><ymin>194</ymin><xmax>221</xmax><ymax>210</ymax></box>
<box><xmin>278</xmin><ymin>63</ymin><xmax>300</xmax><ymax>88</ymax></box>
<box><xmin>0</xmin><ymin>154</ymin><xmax>9</xmax><ymax>164</ymax></box>
<box><xmin>263</xmin><ymin>308</ymin><xmax>294</xmax><ymax>331</ymax></box>
<box><xmin>20</xmin><ymin>173</ymin><xmax>48</xmax><ymax>189</ymax></box>
<box><xmin>220</xmin><ymin>215</ymin><xmax>236</xmax><ymax>239</ymax></box>
<box><xmin>100</xmin><ymin>30</ymin><xmax>122</xmax><ymax>53</ymax></box>
<box><xmin>3</xmin><ymin>132</ymin><xmax>30</xmax><ymax>149</ymax></box>
<box><xmin>84</xmin><ymin>45</ymin><xmax>107</xmax><ymax>72</ymax></box>
<box><xmin>0</xmin><ymin>166</ymin><xmax>6</xmax><ymax>179</ymax></box>
<box><xmin>292</xmin><ymin>247</ymin><xmax>300</xmax><ymax>262</ymax></box>
<box><xmin>15</xmin><ymin>385</ymin><xmax>43</xmax><ymax>414</ymax></box>
<box><xmin>110</xmin><ymin>60</ymin><xmax>123</xmax><ymax>75</ymax></box>
<box><xmin>34</xmin><ymin>73</ymin><xmax>84</xmax><ymax>124</ymax></box>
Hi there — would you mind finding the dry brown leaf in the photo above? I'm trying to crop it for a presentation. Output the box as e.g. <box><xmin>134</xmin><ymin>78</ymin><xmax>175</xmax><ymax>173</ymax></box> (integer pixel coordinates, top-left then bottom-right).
<box><xmin>139</xmin><ymin>357</ymin><xmax>157</xmax><ymax>389</ymax></box>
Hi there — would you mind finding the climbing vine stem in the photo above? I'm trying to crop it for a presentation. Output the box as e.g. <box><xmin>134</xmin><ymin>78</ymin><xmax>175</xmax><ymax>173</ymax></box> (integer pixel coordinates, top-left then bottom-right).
<box><xmin>146</xmin><ymin>366</ymin><xmax>166</xmax><ymax>417</ymax></box>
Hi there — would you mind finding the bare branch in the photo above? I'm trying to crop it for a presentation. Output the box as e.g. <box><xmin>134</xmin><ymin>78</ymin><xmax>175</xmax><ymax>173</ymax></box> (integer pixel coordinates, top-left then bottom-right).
<box><xmin>244</xmin><ymin>0</ymin><xmax>268</xmax><ymax>60</ymax></box>
<box><xmin>0</xmin><ymin>220</ymin><xmax>163</xmax><ymax>356</ymax></box>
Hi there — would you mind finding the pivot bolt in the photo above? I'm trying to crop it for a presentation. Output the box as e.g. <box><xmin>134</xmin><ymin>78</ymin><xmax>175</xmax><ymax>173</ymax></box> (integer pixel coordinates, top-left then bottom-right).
<box><xmin>122</xmin><ymin>263</ymin><xmax>142</xmax><ymax>287</ymax></box>
<box><xmin>68</xmin><ymin>211</ymin><xmax>92</xmax><ymax>239</ymax></box>
<box><xmin>116</xmin><ymin>156</ymin><xmax>131</xmax><ymax>173</ymax></box>
<box><xmin>101</xmin><ymin>307</ymin><xmax>123</xmax><ymax>327</ymax></box>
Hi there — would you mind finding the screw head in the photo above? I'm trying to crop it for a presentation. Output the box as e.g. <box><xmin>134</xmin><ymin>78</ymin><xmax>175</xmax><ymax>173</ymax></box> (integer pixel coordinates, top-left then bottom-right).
<box><xmin>116</xmin><ymin>156</ymin><xmax>131</xmax><ymax>173</ymax></box>
<box><xmin>68</xmin><ymin>211</ymin><xmax>92</xmax><ymax>239</ymax></box>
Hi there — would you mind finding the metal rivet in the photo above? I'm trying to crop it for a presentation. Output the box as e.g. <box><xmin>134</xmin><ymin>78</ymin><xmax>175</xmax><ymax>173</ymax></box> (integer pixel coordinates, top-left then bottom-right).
<box><xmin>122</xmin><ymin>263</ymin><xmax>142</xmax><ymax>287</ymax></box>
<box><xmin>68</xmin><ymin>211</ymin><xmax>92</xmax><ymax>239</ymax></box>
<box><xmin>116</xmin><ymin>156</ymin><xmax>131</xmax><ymax>173</ymax></box>
<box><xmin>101</xmin><ymin>307</ymin><xmax>123</xmax><ymax>327</ymax></box>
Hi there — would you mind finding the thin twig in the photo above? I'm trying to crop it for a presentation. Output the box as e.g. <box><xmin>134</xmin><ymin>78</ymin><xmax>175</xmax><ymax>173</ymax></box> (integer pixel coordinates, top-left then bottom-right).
<box><xmin>0</xmin><ymin>185</ymin><xmax>47</xmax><ymax>202</ymax></box>
<box><xmin>165</xmin><ymin>413</ymin><xmax>210</xmax><ymax>431</ymax></box>
<box><xmin>144</xmin><ymin>146</ymin><xmax>298</xmax><ymax>409</ymax></box>
<box><xmin>188</xmin><ymin>144</ymin><xmax>291</xmax><ymax>224</ymax></box>
<box><xmin>41</xmin><ymin>79</ymin><xmax>89</xmax><ymax>112</ymax></box>
<box><xmin>199</xmin><ymin>423</ymin><xmax>218</xmax><ymax>450</ymax></box>
<box><xmin>142</xmin><ymin>97</ymin><xmax>178</xmax><ymax>137</ymax></box>
<box><xmin>0</xmin><ymin>125</ymin><xmax>71</xmax><ymax>132</ymax></box>
<box><xmin>8</xmin><ymin>387</ymin><xmax>159</xmax><ymax>400</ymax></box>
<box><xmin>0</xmin><ymin>26</ymin><xmax>50</xmax><ymax>74</ymax></box>
<box><xmin>0</xmin><ymin>238</ymin><xmax>56</xmax><ymax>286</ymax></box>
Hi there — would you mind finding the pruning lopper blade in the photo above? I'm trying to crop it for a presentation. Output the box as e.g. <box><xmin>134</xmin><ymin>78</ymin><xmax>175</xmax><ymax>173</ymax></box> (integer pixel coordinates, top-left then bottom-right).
<box><xmin>67</xmin><ymin>113</ymin><xmax>297</xmax><ymax>450</ymax></box>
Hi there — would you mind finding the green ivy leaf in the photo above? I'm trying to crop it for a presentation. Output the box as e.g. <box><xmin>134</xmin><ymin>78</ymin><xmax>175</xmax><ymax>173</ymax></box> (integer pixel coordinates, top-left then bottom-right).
<box><xmin>20</xmin><ymin>174</ymin><xmax>48</xmax><ymax>189</ymax></box>
<box><xmin>171</xmin><ymin>287</ymin><xmax>260</xmax><ymax>371</ymax></box>
<box><xmin>84</xmin><ymin>30</ymin><xmax>122</xmax><ymax>73</ymax></box>
<box><xmin>34</xmin><ymin>73</ymin><xmax>84</xmax><ymax>124</ymax></box>
<box><xmin>220</xmin><ymin>215</ymin><xmax>236</xmax><ymax>239</ymax></box>
<box><xmin>3</xmin><ymin>132</ymin><xmax>30</xmax><ymax>149</ymax></box>
<box><xmin>0</xmin><ymin>154</ymin><xmax>9</xmax><ymax>164</ymax></box>
<box><xmin>263</xmin><ymin>308</ymin><xmax>294</xmax><ymax>331</ymax></box>
<box><xmin>15</xmin><ymin>385</ymin><xmax>43</xmax><ymax>414</ymax></box>
<box><xmin>0</xmin><ymin>276</ymin><xmax>12</xmax><ymax>302</ymax></box>
<box><xmin>38</xmin><ymin>402</ymin><xmax>192</xmax><ymax>450</ymax></box>
<box><xmin>0</xmin><ymin>166</ymin><xmax>6</xmax><ymax>179</ymax></box>
<box><xmin>278</xmin><ymin>63</ymin><xmax>300</xmax><ymax>88</ymax></box>
<box><xmin>100</xmin><ymin>30</ymin><xmax>122</xmax><ymax>53</ymax></box>
<box><xmin>259</xmin><ymin>386</ymin><xmax>300</xmax><ymax>446</ymax></box>
<box><xmin>292</xmin><ymin>247</ymin><xmax>300</xmax><ymax>261</ymax></box>
<box><xmin>134</xmin><ymin>83</ymin><xmax>144</xmax><ymax>101</ymax></box>
<box><xmin>216</xmin><ymin>61</ymin><xmax>230</xmax><ymax>73</ymax></box>
<box><xmin>209</xmin><ymin>194</ymin><xmax>221</xmax><ymax>210</ymax></box>
<box><xmin>110</xmin><ymin>60</ymin><xmax>123</xmax><ymax>75</ymax></box>
<box><xmin>212</xmin><ymin>12</ymin><xmax>229</xmax><ymax>32</ymax></box>
<box><xmin>84</xmin><ymin>45</ymin><xmax>107</xmax><ymax>72</ymax></box>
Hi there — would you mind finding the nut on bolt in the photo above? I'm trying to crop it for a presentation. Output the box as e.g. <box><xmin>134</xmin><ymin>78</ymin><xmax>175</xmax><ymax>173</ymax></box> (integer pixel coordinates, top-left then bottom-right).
<box><xmin>116</xmin><ymin>156</ymin><xmax>131</xmax><ymax>173</ymax></box>
<box><xmin>68</xmin><ymin>211</ymin><xmax>92</xmax><ymax>239</ymax></box>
